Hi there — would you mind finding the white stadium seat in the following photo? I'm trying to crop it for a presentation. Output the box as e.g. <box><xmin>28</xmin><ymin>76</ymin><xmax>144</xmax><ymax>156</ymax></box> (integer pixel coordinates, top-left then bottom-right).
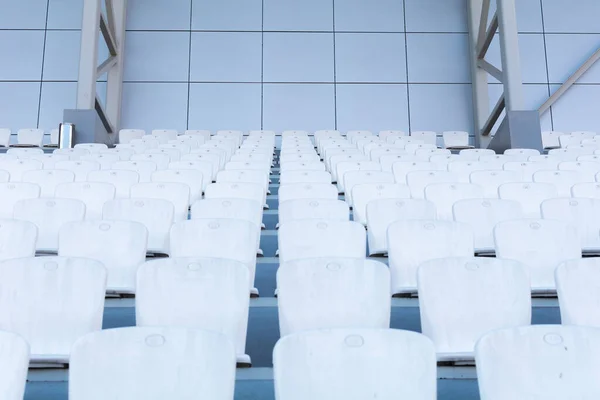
<box><xmin>217</xmin><ymin>170</ymin><xmax>269</xmax><ymax>197</ymax></box>
<box><xmin>351</xmin><ymin>183</ymin><xmax>411</xmax><ymax>225</ymax></box>
<box><xmin>191</xmin><ymin>198</ymin><xmax>263</xmax><ymax>232</ymax></box>
<box><xmin>151</xmin><ymin>129</ymin><xmax>178</xmax><ymax>144</ymax></box>
<box><xmin>31</xmin><ymin>154</ymin><xmax>70</xmax><ymax>169</ymax></box>
<box><xmin>0</xmin><ymin>256</ymin><xmax>106</xmax><ymax>363</ymax></box>
<box><xmin>556</xmin><ymin>258</ymin><xmax>600</xmax><ymax>327</ymax></box>
<box><xmin>475</xmin><ymin>325</ymin><xmax>600</xmax><ymax>400</ymax></box>
<box><xmin>103</xmin><ymin>199</ymin><xmax>174</xmax><ymax>255</ymax></box>
<box><xmin>100</xmin><ymin>147</ymin><xmax>134</xmax><ymax>161</ymax></box>
<box><xmin>119</xmin><ymin>129</ymin><xmax>145</xmax><ymax>144</ymax></box>
<box><xmin>494</xmin><ymin>219</ymin><xmax>580</xmax><ymax>291</ymax></box>
<box><xmin>278</xmin><ymin>199</ymin><xmax>349</xmax><ymax>227</ymax></box>
<box><xmin>130</xmin><ymin>182</ymin><xmax>190</xmax><ymax>222</ymax></box>
<box><xmin>558</xmin><ymin>161</ymin><xmax>600</xmax><ymax>182</ymax></box>
<box><xmin>418</xmin><ymin>257</ymin><xmax>530</xmax><ymax>361</ymax></box>
<box><xmin>81</xmin><ymin>153</ymin><xmax>120</xmax><ymax>170</ymax></box>
<box><xmin>152</xmin><ymin>169</ymin><xmax>203</xmax><ymax>203</ymax></box>
<box><xmin>87</xmin><ymin>170</ymin><xmax>139</xmax><ymax>199</ymax></box>
<box><xmin>0</xmin><ymin>182</ymin><xmax>40</xmax><ymax>218</ymax></box>
<box><xmin>112</xmin><ymin>160</ymin><xmax>157</xmax><ymax>182</ymax></box>
<box><xmin>458</xmin><ymin>148</ymin><xmax>495</xmax><ymax>160</ymax></box>
<box><xmin>533</xmin><ymin>170</ymin><xmax>584</xmax><ymax>197</ymax></box>
<box><xmin>205</xmin><ymin>182</ymin><xmax>266</xmax><ymax>209</ymax></box>
<box><xmin>424</xmin><ymin>183</ymin><xmax>484</xmax><ymax>220</ymax></box>
<box><xmin>0</xmin><ymin>219</ymin><xmax>37</xmax><ymax>261</ymax></box>
<box><xmin>343</xmin><ymin>171</ymin><xmax>394</xmax><ymax>206</ymax></box>
<box><xmin>541</xmin><ymin>198</ymin><xmax>600</xmax><ymax>253</ymax></box>
<box><xmin>453</xmin><ymin>198</ymin><xmax>523</xmax><ymax>254</ymax></box>
<box><xmin>448</xmin><ymin>161</ymin><xmax>502</xmax><ymax>183</ymax></box>
<box><xmin>59</xmin><ymin>220</ymin><xmax>148</xmax><ymax>294</ymax></box>
<box><xmin>410</xmin><ymin>131</ymin><xmax>437</xmax><ymax>146</ymax></box>
<box><xmin>387</xmin><ymin>220</ymin><xmax>474</xmax><ymax>294</ymax></box>
<box><xmin>571</xmin><ymin>182</ymin><xmax>600</xmax><ymax>199</ymax></box>
<box><xmin>503</xmin><ymin>160</ymin><xmax>559</xmax><ymax>181</ymax></box>
<box><xmin>22</xmin><ymin>169</ymin><xmax>75</xmax><ymax>197</ymax></box>
<box><xmin>170</xmin><ymin>219</ymin><xmax>258</xmax><ymax>295</ymax></box>
<box><xmin>504</xmin><ymin>148</ymin><xmax>540</xmax><ymax>157</ymax></box>
<box><xmin>55</xmin><ymin>182</ymin><xmax>116</xmax><ymax>220</ymax></box>
<box><xmin>0</xmin><ymin>129</ymin><xmax>10</xmax><ymax>147</ymax></box>
<box><xmin>336</xmin><ymin>161</ymin><xmax>380</xmax><ymax>192</ymax></box>
<box><xmin>74</xmin><ymin>143</ymin><xmax>108</xmax><ymax>153</ymax></box>
<box><xmin>366</xmin><ymin>198</ymin><xmax>437</xmax><ymax>255</ymax></box>
<box><xmin>498</xmin><ymin>182</ymin><xmax>558</xmax><ymax>218</ymax></box>
<box><xmin>278</xmin><ymin>220</ymin><xmax>366</xmax><ymax>264</ymax></box>
<box><xmin>132</xmin><ymin>153</ymin><xmax>170</xmax><ymax>170</ymax></box>
<box><xmin>15</xmin><ymin>128</ymin><xmax>44</xmax><ymax>147</ymax></box>
<box><xmin>391</xmin><ymin>161</ymin><xmax>441</xmax><ymax>184</ymax></box>
<box><xmin>274</xmin><ymin>328</ymin><xmax>436</xmax><ymax>400</ymax></box>
<box><xmin>169</xmin><ymin>160</ymin><xmax>213</xmax><ymax>189</ymax></box>
<box><xmin>279</xmin><ymin>161</ymin><xmax>326</xmax><ymax>172</ymax></box>
<box><xmin>0</xmin><ymin>330</ymin><xmax>29</xmax><ymax>399</ymax></box>
<box><xmin>406</xmin><ymin>170</ymin><xmax>458</xmax><ymax>199</ymax></box>
<box><xmin>14</xmin><ymin>198</ymin><xmax>86</xmax><ymax>252</ymax></box>
<box><xmin>136</xmin><ymin>257</ymin><xmax>250</xmax><ymax>365</ymax></box>
<box><xmin>53</xmin><ymin>148</ymin><xmax>90</xmax><ymax>161</ymax></box>
<box><xmin>69</xmin><ymin>327</ymin><xmax>236</xmax><ymax>400</ymax></box>
<box><xmin>442</xmin><ymin>130</ymin><xmax>472</xmax><ymax>149</ymax></box>
<box><xmin>277</xmin><ymin>258</ymin><xmax>390</xmax><ymax>337</ymax></box>
<box><xmin>0</xmin><ymin>159</ymin><xmax>42</xmax><ymax>181</ymax></box>
<box><xmin>279</xmin><ymin>170</ymin><xmax>331</xmax><ymax>185</ymax></box>
<box><xmin>0</xmin><ymin>170</ymin><xmax>8</xmax><ymax>182</ymax></box>
<box><xmin>469</xmin><ymin>170</ymin><xmax>521</xmax><ymax>198</ymax></box>
<box><xmin>53</xmin><ymin>160</ymin><xmax>100</xmax><ymax>182</ymax></box>
<box><xmin>278</xmin><ymin>183</ymin><xmax>339</xmax><ymax>203</ymax></box>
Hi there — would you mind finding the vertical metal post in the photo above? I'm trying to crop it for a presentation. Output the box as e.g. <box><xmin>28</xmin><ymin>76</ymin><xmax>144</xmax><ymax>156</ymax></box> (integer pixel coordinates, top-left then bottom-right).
<box><xmin>77</xmin><ymin>0</ymin><xmax>102</xmax><ymax>109</ymax></box>
<box><xmin>467</xmin><ymin>0</ymin><xmax>492</xmax><ymax>148</ymax></box>
<box><xmin>496</xmin><ymin>0</ymin><xmax>524</xmax><ymax>111</ymax></box>
<box><xmin>105</xmin><ymin>0</ymin><xmax>127</xmax><ymax>131</ymax></box>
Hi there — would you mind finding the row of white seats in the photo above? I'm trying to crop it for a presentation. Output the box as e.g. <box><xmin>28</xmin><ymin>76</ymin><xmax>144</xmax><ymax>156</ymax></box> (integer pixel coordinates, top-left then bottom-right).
<box><xmin>1</xmin><ymin>323</ymin><xmax>597</xmax><ymax>399</ymax></box>
<box><xmin>0</xmin><ymin>255</ymin><xmax>596</xmax><ymax>365</ymax></box>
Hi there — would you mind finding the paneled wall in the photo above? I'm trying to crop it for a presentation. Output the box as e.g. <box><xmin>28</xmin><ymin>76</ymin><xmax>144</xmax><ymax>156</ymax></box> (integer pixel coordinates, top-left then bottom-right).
<box><xmin>1</xmin><ymin>0</ymin><xmax>599</xmax><ymax>136</ymax></box>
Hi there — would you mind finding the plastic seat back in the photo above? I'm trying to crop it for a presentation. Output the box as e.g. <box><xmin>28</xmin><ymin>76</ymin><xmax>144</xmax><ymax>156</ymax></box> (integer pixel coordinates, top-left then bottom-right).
<box><xmin>542</xmin><ymin>198</ymin><xmax>600</xmax><ymax>252</ymax></box>
<box><xmin>406</xmin><ymin>170</ymin><xmax>458</xmax><ymax>199</ymax></box>
<box><xmin>191</xmin><ymin>198</ymin><xmax>262</xmax><ymax>232</ymax></box>
<box><xmin>278</xmin><ymin>220</ymin><xmax>366</xmax><ymax>264</ymax></box>
<box><xmin>55</xmin><ymin>182</ymin><xmax>116</xmax><ymax>220</ymax></box>
<box><xmin>81</xmin><ymin>153</ymin><xmax>120</xmax><ymax>170</ymax></box>
<box><xmin>0</xmin><ymin>182</ymin><xmax>40</xmax><ymax>218</ymax></box>
<box><xmin>494</xmin><ymin>219</ymin><xmax>580</xmax><ymax>291</ymax></box>
<box><xmin>556</xmin><ymin>258</ymin><xmax>600</xmax><ymax>327</ymax></box>
<box><xmin>366</xmin><ymin>199</ymin><xmax>437</xmax><ymax>255</ymax></box>
<box><xmin>132</xmin><ymin>153</ymin><xmax>170</xmax><ymax>170</ymax></box>
<box><xmin>351</xmin><ymin>183</ymin><xmax>411</xmax><ymax>225</ymax></box>
<box><xmin>152</xmin><ymin>169</ymin><xmax>203</xmax><ymax>202</ymax></box>
<box><xmin>279</xmin><ymin>199</ymin><xmax>349</xmax><ymax>227</ymax></box>
<box><xmin>136</xmin><ymin>258</ymin><xmax>249</xmax><ymax>360</ymax></box>
<box><xmin>498</xmin><ymin>182</ymin><xmax>558</xmax><ymax>218</ymax></box>
<box><xmin>277</xmin><ymin>258</ymin><xmax>390</xmax><ymax>337</ymax></box>
<box><xmin>87</xmin><ymin>170</ymin><xmax>140</xmax><ymax>198</ymax></box>
<box><xmin>59</xmin><ymin>220</ymin><xmax>148</xmax><ymax>293</ymax></box>
<box><xmin>0</xmin><ymin>256</ymin><xmax>106</xmax><ymax>361</ymax></box>
<box><xmin>131</xmin><ymin>182</ymin><xmax>190</xmax><ymax>222</ymax></box>
<box><xmin>533</xmin><ymin>170</ymin><xmax>584</xmax><ymax>197</ymax></box>
<box><xmin>118</xmin><ymin>129</ymin><xmax>145</xmax><ymax>144</ymax></box>
<box><xmin>475</xmin><ymin>325</ymin><xmax>600</xmax><ymax>400</ymax></box>
<box><xmin>343</xmin><ymin>171</ymin><xmax>394</xmax><ymax>206</ymax></box>
<box><xmin>424</xmin><ymin>183</ymin><xmax>484</xmax><ymax>220</ymax></box>
<box><xmin>0</xmin><ymin>219</ymin><xmax>37</xmax><ymax>261</ymax></box>
<box><xmin>16</xmin><ymin>128</ymin><xmax>44</xmax><ymax>146</ymax></box>
<box><xmin>388</xmin><ymin>220</ymin><xmax>474</xmax><ymax>294</ymax></box>
<box><xmin>112</xmin><ymin>160</ymin><xmax>157</xmax><ymax>182</ymax></box>
<box><xmin>418</xmin><ymin>257</ymin><xmax>530</xmax><ymax>359</ymax></box>
<box><xmin>205</xmin><ymin>182</ymin><xmax>265</xmax><ymax>208</ymax></box>
<box><xmin>22</xmin><ymin>169</ymin><xmax>75</xmax><ymax>197</ymax></box>
<box><xmin>14</xmin><ymin>198</ymin><xmax>85</xmax><ymax>252</ymax></box>
<box><xmin>0</xmin><ymin>159</ymin><xmax>42</xmax><ymax>181</ymax></box>
<box><xmin>469</xmin><ymin>170</ymin><xmax>521</xmax><ymax>198</ymax></box>
<box><xmin>0</xmin><ymin>331</ymin><xmax>29</xmax><ymax>399</ymax></box>
<box><xmin>279</xmin><ymin>171</ymin><xmax>331</xmax><ymax>185</ymax></box>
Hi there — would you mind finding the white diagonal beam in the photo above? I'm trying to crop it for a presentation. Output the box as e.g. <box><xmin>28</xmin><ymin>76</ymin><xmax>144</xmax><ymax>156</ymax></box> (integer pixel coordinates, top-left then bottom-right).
<box><xmin>77</xmin><ymin>0</ymin><xmax>102</xmax><ymax>109</ymax></box>
<box><xmin>105</xmin><ymin>0</ymin><xmax>127</xmax><ymax>132</ymax></box>
<box><xmin>497</xmin><ymin>0</ymin><xmax>524</xmax><ymax>110</ymax></box>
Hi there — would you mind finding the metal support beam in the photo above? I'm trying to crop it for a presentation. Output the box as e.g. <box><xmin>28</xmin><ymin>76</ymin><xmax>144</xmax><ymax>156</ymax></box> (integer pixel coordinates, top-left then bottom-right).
<box><xmin>468</xmin><ymin>0</ymin><xmax>492</xmax><ymax>148</ymax></box>
<box><xmin>482</xmin><ymin>95</ymin><xmax>505</xmax><ymax>136</ymax></box>
<box><xmin>96</xmin><ymin>56</ymin><xmax>118</xmax><ymax>78</ymax></box>
<box><xmin>539</xmin><ymin>46</ymin><xmax>600</xmax><ymax>115</ymax></box>
<box><xmin>104</xmin><ymin>0</ymin><xmax>117</xmax><ymax>40</ymax></box>
<box><xmin>477</xmin><ymin>0</ymin><xmax>491</xmax><ymax>47</ymax></box>
<box><xmin>477</xmin><ymin>59</ymin><xmax>503</xmax><ymax>82</ymax></box>
<box><xmin>477</xmin><ymin>14</ymin><xmax>498</xmax><ymax>60</ymax></box>
<box><xmin>76</xmin><ymin>0</ymin><xmax>102</xmax><ymax>109</ymax></box>
<box><xmin>496</xmin><ymin>0</ymin><xmax>524</xmax><ymax>110</ymax></box>
<box><xmin>105</xmin><ymin>0</ymin><xmax>127</xmax><ymax>133</ymax></box>
<box><xmin>100</xmin><ymin>15</ymin><xmax>118</xmax><ymax>56</ymax></box>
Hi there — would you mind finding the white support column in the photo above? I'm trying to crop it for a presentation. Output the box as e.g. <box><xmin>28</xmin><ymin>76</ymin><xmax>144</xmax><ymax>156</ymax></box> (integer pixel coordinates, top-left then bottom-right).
<box><xmin>105</xmin><ymin>0</ymin><xmax>127</xmax><ymax>132</ymax></box>
<box><xmin>467</xmin><ymin>0</ymin><xmax>491</xmax><ymax>148</ymax></box>
<box><xmin>77</xmin><ymin>0</ymin><xmax>102</xmax><ymax>109</ymax></box>
<box><xmin>496</xmin><ymin>0</ymin><xmax>524</xmax><ymax>111</ymax></box>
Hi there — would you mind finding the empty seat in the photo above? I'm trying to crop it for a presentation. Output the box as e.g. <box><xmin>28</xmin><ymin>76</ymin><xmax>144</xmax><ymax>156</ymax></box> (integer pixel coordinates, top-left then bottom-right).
<box><xmin>80</xmin><ymin>153</ymin><xmax>120</xmax><ymax>170</ymax></box>
<box><xmin>160</xmin><ymin>142</ymin><xmax>190</xmax><ymax>156</ymax></box>
<box><xmin>185</xmin><ymin>129</ymin><xmax>211</xmax><ymax>141</ymax></box>
<box><xmin>278</xmin><ymin>183</ymin><xmax>339</xmax><ymax>203</ymax></box>
<box><xmin>52</xmin><ymin>160</ymin><xmax>100</xmax><ymax>182</ymax></box>
<box><xmin>366</xmin><ymin>199</ymin><xmax>437</xmax><ymax>255</ymax></box>
<box><xmin>503</xmin><ymin>160</ymin><xmax>560</xmax><ymax>182</ymax></box>
<box><xmin>453</xmin><ymin>199</ymin><xmax>523</xmax><ymax>254</ymax></box>
<box><xmin>14</xmin><ymin>198</ymin><xmax>85</xmax><ymax>252</ymax></box>
<box><xmin>541</xmin><ymin>198</ymin><xmax>600</xmax><ymax>253</ymax></box>
<box><xmin>469</xmin><ymin>170</ymin><xmax>521</xmax><ymax>198</ymax></box>
<box><xmin>147</xmin><ymin>147</ymin><xmax>181</xmax><ymax>163</ymax></box>
<box><xmin>53</xmin><ymin>148</ymin><xmax>90</xmax><ymax>161</ymax></box>
<box><xmin>136</xmin><ymin>257</ymin><xmax>250</xmax><ymax>365</ymax></box>
<box><xmin>132</xmin><ymin>153</ymin><xmax>170</xmax><ymax>170</ymax></box>
<box><xmin>388</xmin><ymin>220</ymin><xmax>474</xmax><ymax>294</ymax></box>
<box><xmin>205</xmin><ymin>182</ymin><xmax>266</xmax><ymax>209</ymax></box>
<box><xmin>494</xmin><ymin>219</ymin><xmax>580</xmax><ymax>291</ymax></box>
<box><xmin>170</xmin><ymin>219</ymin><xmax>258</xmax><ymax>295</ymax></box>
<box><xmin>0</xmin><ymin>159</ymin><xmax>42</xmax><ymax>181</ymax></box>
<box><xmin>130</xmin><ymin>182</ymin><xmax>190</xmax><ymax>222</ymax></box>
<box><xmin>279</xmin><ymin>161</ymin><xmax>326</xmax><ymax>172</ymax></box>
<box><xmin>103</xmin><ymin>199</ymin><xmax>174</xmax><ymax>255</ymax></box>
<box><xmin>406</xmin><ymin>170</ymin><xmax>458</xmax><ymax>199</ymax></box>
<box><xmin>100</xmin><ymin>147</ymin><xmax>134</xmax><ymax>161</ymax></box>
<box><xmin>448</xmin><ymin>161</ymin><xmax>502</xmax><ymax>183</ymax></box>
<box><xmin>151</xmin><ymin>129</ymin><xmax>178</xmax><ymax>144</ymax></box>
<box><xmin>22</xmin><ymin>169</ymin><xmax>75</xmax><ymax>197</ymax></box>
<box><xmin>0</xmin><ymin>182</ymin><xmax>41</xmax><ymax>218</ymax></box>
<box><xmin>118</xmin><ymin>129</ymin><xmax>145</xmax><ymax>144</ymax></box>
<box><xmin>112</xmin><ymin>160</ymin><xmax>157</xmax><ymax>182</ymax></box>
<box><xmin>278</xmin><ymin>220</ymin><xmax>366</xmax><ymax>264</ymax></box>
<box><xmin>533</xmin><ymin>170</ymin><xmax>584</xmax><ymax>197</ymax></box>
<box><xmin>392</xmin><ymin>161</ymin><xmax>442</xmax><ymax>184</ymax></box>
<box><xmin>190</xmin><ymin>148</ymin><xmax>225</xmax><ymax>170</ymax></box>
<box><xmin>571</xmin><ymin>182</ymin><xmax>600</xmax><ymax>198</ymax></box>
<box><xmin>280</xmin><ymin>171</ymin><xmax>331</xmax><ymax>185</ymax></box>
<box><xmin>15</xmin><ymin>128</ymin><xmax>44</xmax><ymax>147</ymax></box>
<box><xmin>169</xmin><ymin>160</ymin><xmax>213</xmax><ymax>189</ymax></box>
<box><xmin>0</xmin><ymin>330</ymin><xmax>29</xmax><ymax>399</ymax></box>
<box><xmin>351</xmin><ymin>183</ymin><xmax>411</xmax><ymax>226</ymax></box>
<box><xmin>0</xmin><ymin>219</ymin><xmax>37</xmax><ymax>261</ymax></box>
<box><xmin>6</xmin><ymin>148</ymin><xmax>44</xmax><ymax>157</ymax></box>
<box><xmin>475</xmin><ymin>325</ymin><xmax>600</xmax><ymax>400</ymax></box>
<box><xmin>279</xmin><ymin>199</ymin><xmax>349</xmax><ymax>227</ymax></box>
<box><xmin>55</xmin><ymin>182</ymin><xmax>116</xmax><ymax>220</ymax></box>
<box><xmin>558</xmin><ymin>161</ymin><xmax>600</xmax><ymax>182</ymax></box>
<box><xmin>443</xmin><ymin>131</ymin><xmax>472</xmax><ymax>149</ymax></box>
<box><xmin>277</xmin><ymin>258</ymin><xmax>390</xmax><ymax>336</ymax></box>
<box><xmin>69</xmin><ymin>327</ymin><xmax>235</xmax><ymax>400</ymax></box>
<box><xmin>217</xmin><ymin>169</ymin><xmax>269</xmax><ymax>200</ymax></box>
<box><xmin>343</xmin><ymin>171</ymin><xmax>394</xmax><ymax>206</ymax></box>
<box><xmin>191</xmin><ymin>198</ymin><xmax>263</xmax><ymax>233</ymax></box>
<box><xmin>59</xmin><ymin>220</ymin><xmax>148</xmax><ymax>294</ymax></box>
<box><xmin>152</xmin><ymin>169</ymin><xmax>203</xmax><ymax>203</ymax></box>
<box><xmin>0</xmin><ymin>129</ymin><xmax>10</xmax><ymax>147</ymax></box>
<box><xmin>458</xmin><ymin>148</ymin><xmax>495</xmax><ymax>160</ymax></box>
<box><xmin>418</xmin><ymin>257</ymin><xmax>530</xmax><ymax>361</ymax></box>
<box><xmin>0</xmin><ymin>256</ymin><xmax>106</xmax><ymax>363</ymax></box>
<box><xmin>556</xmin><ymin>258</ymin><xmax>600</xmax><ymax>327</ymax></box>
<box><xmin>274</xmin><ymin>328</ymin><xmax>435</xmax><ymax>400</ymax></box>
<box><xmin>74</xmin><ymin>143</ymin><xmax>108</xmax><ymax>153</ymax></box>
<box><xmin>410</xmin><ymin>131</ymin><xmax>437</xmax><ymax>146</ymax></box>
<box><xmin>504</xmin><ymin>148</ymin><xmax>540</xmax><ymax>157</ymax></box>
<box><xmin>336</xmin><ymin>161</ymin><xmax>380</xmax><ymax>192</ymax></box>
<box><xmin>498</xmin><ymin>182</ymin><xmax>558</xmax><ymax>218</ymax></box>
<box><xmin>87</xmin><ymin>170</ymin><xmax>139</xmax><ymax>198</ymax></box>
<box><xmin>424</xmin><ymin>183</ymin><xmax>484</xmax><ymax>220</ymax></box>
